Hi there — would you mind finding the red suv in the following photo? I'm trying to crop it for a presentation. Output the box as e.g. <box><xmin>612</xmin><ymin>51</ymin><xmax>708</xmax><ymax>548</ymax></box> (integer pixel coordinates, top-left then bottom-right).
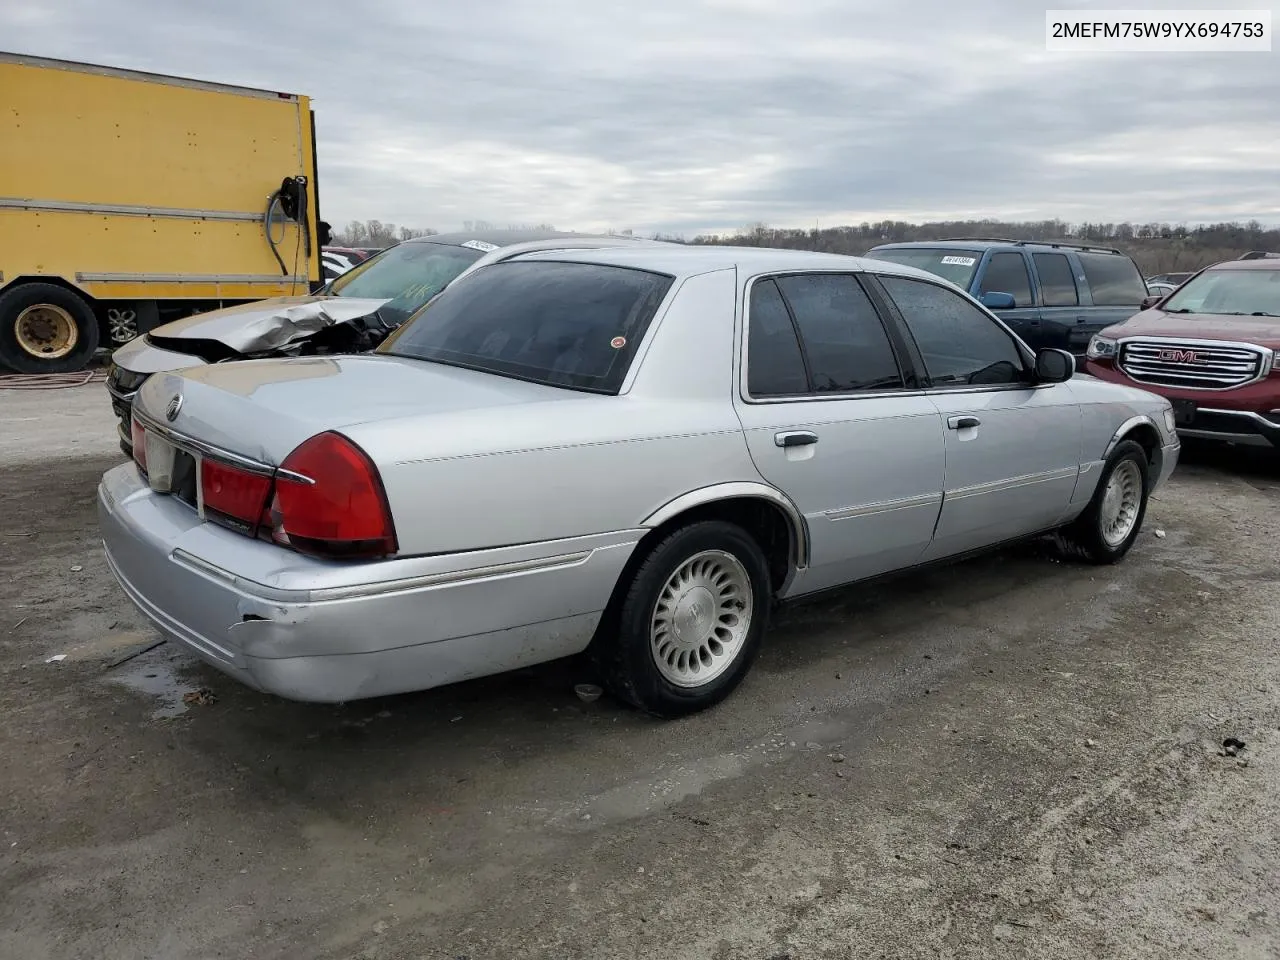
<box><xmin>1084</xmin><ymin>255</ymin><xmax>1280</xmax><ymax>449</ymax></box>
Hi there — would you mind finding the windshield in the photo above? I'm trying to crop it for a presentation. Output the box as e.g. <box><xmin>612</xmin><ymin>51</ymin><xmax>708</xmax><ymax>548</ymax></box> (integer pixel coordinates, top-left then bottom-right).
<box><xmin>866</xmin><ymin>248</ymin><xmax>981</xmax><ymax>287</ymax></box>
<box><xmin>380</xmin><ymin>261</ymin><xmax>674</xmax><ymax>393</ymax></box>
<box><xmin>328</xmin><ymin>241</ymin><xmax>485</xmax><ymax>324</ymax></box>
<box><xmin>1161</xmin><ymin>268</ymin><xmax>1280</xmax><ymax>317</ymax></box>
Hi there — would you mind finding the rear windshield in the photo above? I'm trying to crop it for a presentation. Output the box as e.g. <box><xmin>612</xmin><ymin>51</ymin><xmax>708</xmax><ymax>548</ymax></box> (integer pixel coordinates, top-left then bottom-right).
<box><xmin>379</xmin><ymin>261</ymin><xmax>675</xmax><ymax>393</ymax></box>
<box><xmin>1162</xmin><ymin>268</ymin><xmax>1280</xmax><ymax>318</ymax></box>
<box><xmin>865</xmin><ymin>248</ymin><xmax>980</xmax><ymax>288</ymax></box>
<box><xmin>328</xmin><ymin>242</ymin><xmax>484</xmax><ymax>324</ymax></box>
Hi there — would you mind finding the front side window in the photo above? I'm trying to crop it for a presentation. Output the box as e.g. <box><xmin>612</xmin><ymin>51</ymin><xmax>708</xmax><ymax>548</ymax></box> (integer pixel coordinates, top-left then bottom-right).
<box><xmin>977</xmin><ymin>252</ymin><xmax>1033</xmax><ymax>307</ymax></box>
<box><xmin>1078</xmin><ymin>252</ymin><xmax>1146</xmax><ymax>306</ymax></box>
<box><xmin>1033</xmin><ymin>253</ymin><xmax>1079</xmax><ymax>306</ymax></box>
<box><xmin>879</xmin><ymin>276</ymin><xmax>1026</xmax><ymax>386</ymax></box>
<box><xmin>329</xmin><ymin>241</ymin><xmax>485</xmax><ymax>324</ymax></box>
<box><xmin>380</xmin><ymin>261</ymin><xmax>673</xmax><ymax>393</ymax></box>
<box><xmin>774</xmin><ymin>274</ymin><xmax>904</xmax><ymax>392</ymax></box>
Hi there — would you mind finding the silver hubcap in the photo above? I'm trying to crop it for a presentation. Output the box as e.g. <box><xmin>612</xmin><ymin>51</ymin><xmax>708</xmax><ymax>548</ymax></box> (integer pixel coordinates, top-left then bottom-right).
<box><xmin>1100</xmin><ymin>459</ymin><xmax>1143</xmax><ymax>547</ymax></box>
<box><xmin>650</xmin><ymin>550</ymin><xmax>753</xmax><ymax>688</ymax></box>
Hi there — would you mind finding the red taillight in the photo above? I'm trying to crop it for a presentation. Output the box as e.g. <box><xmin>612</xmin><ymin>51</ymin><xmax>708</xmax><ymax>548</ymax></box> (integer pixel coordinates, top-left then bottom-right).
<box><xmin>200</xmin><ymin>459</ymin><xmax>273</xmax><ymax>535</ymax></box>
<box><xmin>131</xmin><ymin>420</ymin><xmax>148</xmax><ymax>471</ymax></box>
<box><xmin>267</xmin><ymin>432</ymin><xmax>397</xmax><ymax>559</ymax></box>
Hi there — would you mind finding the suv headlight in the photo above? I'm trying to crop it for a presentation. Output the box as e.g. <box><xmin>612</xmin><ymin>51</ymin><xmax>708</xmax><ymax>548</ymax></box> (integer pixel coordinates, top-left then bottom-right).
<box><xmin>1087</xmin><ymin>336</ymin><xmax>1117</xmax><ymax>360</ymax></box>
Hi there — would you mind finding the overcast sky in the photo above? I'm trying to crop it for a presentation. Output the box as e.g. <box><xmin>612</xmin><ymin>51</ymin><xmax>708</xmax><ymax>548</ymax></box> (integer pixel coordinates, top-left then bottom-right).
<box><xmin>5</xmin><ymin>0</ymin><xmax>1278</xmax><ymax>236</ymax></box>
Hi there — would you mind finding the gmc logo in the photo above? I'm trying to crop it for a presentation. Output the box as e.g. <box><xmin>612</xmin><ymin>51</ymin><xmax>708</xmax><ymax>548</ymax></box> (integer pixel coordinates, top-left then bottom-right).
<box><xmin>1159</xmin><ymin>348</ymin><xmax>1200</xmax><ymax>363</ymax></box>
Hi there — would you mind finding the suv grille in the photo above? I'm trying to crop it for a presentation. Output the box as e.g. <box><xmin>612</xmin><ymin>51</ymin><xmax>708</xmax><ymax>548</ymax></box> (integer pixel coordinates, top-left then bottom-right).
<box><xmin>1118</xmin><ymin>340</ymin><xmax>1267</xmax><ymax>390</ymax></box>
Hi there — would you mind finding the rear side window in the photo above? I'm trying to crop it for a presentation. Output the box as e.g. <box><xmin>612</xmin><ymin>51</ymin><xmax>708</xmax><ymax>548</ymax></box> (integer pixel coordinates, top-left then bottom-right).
<box><xmin>879</xmin><ymin>276</ymin><xmax>1025</xmax><ymax>386</ymax></box>
<box><xmin>977</xmin><ymin>253</ymin><xmax>1033</xmax><ymax>307</ymax></box>
<box><xmin>775</xmin><ymin>274</ymin><xmax>904</xmax><ymax>392</ymax></box>
<box><xmin>380</xmin><ymin>261</ymin><xmax>673</xmax><ymax>394</ymax></box>
<box><xmin>746</xmin><ymin>280</ymin><xmax>809</xmax><ymax>396</ymax></box>
<box><xmin>1033</xmin><ymin>253</ymin><xmax>1079</xmax><ymax>306</ymax></box>
<box><xmin>1078</xmin><ymin>252</ymin><xmax>1146</xmax><ymax>306</ymax></box>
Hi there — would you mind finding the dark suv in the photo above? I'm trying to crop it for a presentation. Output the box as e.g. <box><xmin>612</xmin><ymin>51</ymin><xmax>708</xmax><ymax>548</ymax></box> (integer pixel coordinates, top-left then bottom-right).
<box><xmin>1084</xmin><ymin>255</ymin><xmax>1280</xmax><ymax>449</ymax></box>
<box><xmin>867</xmin><ymin>238</ymin><xmax>1148</xmax><ymax>357</ymax></box>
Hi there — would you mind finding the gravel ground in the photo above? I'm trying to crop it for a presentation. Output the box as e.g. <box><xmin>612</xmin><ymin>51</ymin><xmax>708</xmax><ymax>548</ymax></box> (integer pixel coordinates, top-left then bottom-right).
<box><xmin>1</xmin><ymin>383</ymin><xmax>1278</xmax><ymax>960</ymax></box>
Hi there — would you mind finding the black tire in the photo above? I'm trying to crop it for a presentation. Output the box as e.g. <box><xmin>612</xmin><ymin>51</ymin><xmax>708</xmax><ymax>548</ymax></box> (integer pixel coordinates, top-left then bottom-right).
<box><xmin>593</xmin><ymin>520</ymin><xmax>772</xmax><ymax>718</ymax></box>
<box><xmin>0</xmin><ymin>282</ymin><xmax>101</xmax><ymax>374</ymax></box>
<box><xmin>1057</xmin><ymin>439</ymin><xmax>1151</xmax><ymax>564</ymax></box>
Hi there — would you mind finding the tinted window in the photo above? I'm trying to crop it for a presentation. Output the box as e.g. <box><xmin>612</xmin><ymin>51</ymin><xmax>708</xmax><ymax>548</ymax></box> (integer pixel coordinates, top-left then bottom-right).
<box><xmin>329</xmin><ymin>242</ymin><xmax>484</xmax><ymax>324</ymax></box>
<box><xmin>1078</xmin><ymin>252</ymin><xmax>1146</xmax><ymax>306</ymax></box>
<box><xmin>977</xmin><ymin>253</ymin><xmax>1032</xmax><ymax>307</ymax></box>
<box><xmin>879</xmin><ymin>276</ymin><xmax>1025</xmax><ymax>386</ymax></box>
<box><xmin>1033</xmin><ymin>253</ymin><xmax>1079</xmax><ymax>306</ymax></box>
<box><xmin>774</xmin><ymin>274</ymin><xmax>903</xmax><ymax>392</ymax></box>
<box><xmin>867</xmin><ymin>248</ymin><xmax>981</xmax><ymax>288</ymax></box>
<box><xmin>747</xmin><ymin>280</ymin><xmax>809</xmax><ymax>396</ymax></box>
<box><xmin>381</xmin><ymin>261</ymin><xmax>673</xmax><ymax>394</ymax></box>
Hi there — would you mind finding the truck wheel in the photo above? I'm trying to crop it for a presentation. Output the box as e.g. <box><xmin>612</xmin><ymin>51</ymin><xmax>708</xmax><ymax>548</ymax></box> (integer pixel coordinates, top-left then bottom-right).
<box><xmin>0</xmin><ymin>283</ymin><xmax>101</xmax><ymax>374</ymax></box>
<box><xmin>594</xmin><ymin>520</ymin><xmax>771</xmax><ymax>718</ymax></box>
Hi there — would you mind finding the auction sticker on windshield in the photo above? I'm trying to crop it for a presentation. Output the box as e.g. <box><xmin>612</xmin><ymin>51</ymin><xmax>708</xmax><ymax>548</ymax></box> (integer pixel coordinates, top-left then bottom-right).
<box><xmin>461</xmin><ymin>240</ymin><xmax>500</xmax><ymax>252</ymax></box>
<box><xmin>941</xmin><ymin>256</ymin><xmax>977</xmax><ymax>266</ymax></box>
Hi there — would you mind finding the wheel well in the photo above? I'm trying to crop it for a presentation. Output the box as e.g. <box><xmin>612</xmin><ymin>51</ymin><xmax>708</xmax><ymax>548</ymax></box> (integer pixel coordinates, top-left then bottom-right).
<box><xmin>4</xmin><ymin>275</ymin><xmax>95</xmax><ymax>303</ymax></box>
<box><xmin>638</xmin><ymin>497</ymin><xmax>797</xmax><ymax>594</ymax></box>
<box><xmin>2</xmin><ymin>276</ymin><xmax>102</xmax><ymax>325</ymax></box>
<box><xmin>1121</xmin><ymin>422</ymin><xmax>1162</xmax><ymax>483</ymax></box>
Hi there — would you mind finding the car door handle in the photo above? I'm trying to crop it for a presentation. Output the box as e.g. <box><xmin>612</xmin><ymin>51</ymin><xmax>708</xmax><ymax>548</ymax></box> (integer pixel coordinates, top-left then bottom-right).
<box><xmin>947</xmin><ymin>416</ymin><xmax>981</xmax><ymax>430</ymax></box>
<box><xmin>775</xmin><ymin>430</ymin><xmax>819</xmax><ymax>448</ymax></box>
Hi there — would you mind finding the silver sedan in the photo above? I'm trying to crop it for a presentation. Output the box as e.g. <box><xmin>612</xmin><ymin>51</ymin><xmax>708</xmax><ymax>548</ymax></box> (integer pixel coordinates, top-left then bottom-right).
<box><xmin>99</xmin><ymin>246</ymin><xmax>1180</xmax><ymax>716</ymax></box>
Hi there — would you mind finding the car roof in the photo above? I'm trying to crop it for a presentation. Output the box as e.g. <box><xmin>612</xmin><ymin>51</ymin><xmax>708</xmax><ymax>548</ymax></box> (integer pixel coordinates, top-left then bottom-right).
<box><xmin>869</xmin><ymin>238</ymin><xmax>1126</xmax><ymax>255</ymax></box>
<box><xmin>404</xmin><ymin>229</ymin><xmax>632</xmax><ymax>248</ymax></box>
<box><xmin>1203</xmin><ymin>257</ymin><xmax>1280</xmax><ymax>272</ymax></box>
<box><xmin>507</xmin><ymin>244</ymin><xmax>951</xmax><ymax>284</ymax></box>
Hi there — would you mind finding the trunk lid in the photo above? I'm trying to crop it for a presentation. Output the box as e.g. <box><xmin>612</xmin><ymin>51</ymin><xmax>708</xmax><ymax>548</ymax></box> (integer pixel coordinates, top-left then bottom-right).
<box><xmin>132</xmin><ymin>354</ymin><xmax>582</xmax><ymax>466</ymax></box>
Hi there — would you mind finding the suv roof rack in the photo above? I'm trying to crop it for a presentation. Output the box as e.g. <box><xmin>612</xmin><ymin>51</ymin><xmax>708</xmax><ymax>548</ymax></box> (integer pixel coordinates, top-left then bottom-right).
<box><xmin>935</xmin><ymin>237</ymin><xmax>1124</xmax><ymax>255</ymax></box>
<box><xmin>1237</xmin><ymin>250</ymin><xmax>1280</xmax><ymax>260</ymax></box>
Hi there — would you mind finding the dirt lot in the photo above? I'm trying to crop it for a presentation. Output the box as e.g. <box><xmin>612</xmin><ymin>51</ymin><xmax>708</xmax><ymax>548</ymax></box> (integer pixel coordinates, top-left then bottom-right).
<box><xmin>2</xmin><ymin>383</ymin><xmax>1279</xmax><ymax>960</ymax></box>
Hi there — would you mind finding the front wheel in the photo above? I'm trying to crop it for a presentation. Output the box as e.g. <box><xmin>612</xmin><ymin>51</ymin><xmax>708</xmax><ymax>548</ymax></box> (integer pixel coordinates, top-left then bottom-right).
<box><xmin>1057</xmin><ymin>439</ymin><xmax>1151</xmax><ymax>564</ymax></box>
<box><xmin>595</xmin><ymin>520</ymin><xmax>772</xmax><ymax>718</ymax></box>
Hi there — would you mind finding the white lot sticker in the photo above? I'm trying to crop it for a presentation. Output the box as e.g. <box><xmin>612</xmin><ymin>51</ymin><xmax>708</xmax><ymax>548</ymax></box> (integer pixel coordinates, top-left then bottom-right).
<box><xmin>940</xmin><ymin>255</ymin><xmax>977</xmax><ymax>266</ymax></box>
<box><xmin>461</xmin><ymin>240</ymin><xmax>499</xmax><ymax>252</ymax></box>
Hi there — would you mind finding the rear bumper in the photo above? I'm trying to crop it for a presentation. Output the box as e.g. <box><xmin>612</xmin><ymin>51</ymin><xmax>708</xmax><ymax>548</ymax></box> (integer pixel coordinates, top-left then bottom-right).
<box><xmin>98</xmin><ymin>463</ymin><xmax>640</xmax><ymax>702</ymax></box>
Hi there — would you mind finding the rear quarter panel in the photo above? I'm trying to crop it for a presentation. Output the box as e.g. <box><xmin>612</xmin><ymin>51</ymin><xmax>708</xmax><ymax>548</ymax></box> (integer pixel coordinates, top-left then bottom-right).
<box><xmin>346</xmin><ymin>269</ymin><xmax>768</xmax><ymax>556</ymax></box>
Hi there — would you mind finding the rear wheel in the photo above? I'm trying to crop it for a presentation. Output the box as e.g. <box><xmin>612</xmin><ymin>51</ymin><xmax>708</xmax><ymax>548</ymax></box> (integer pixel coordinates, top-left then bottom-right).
<box><xmin>594</xmin><ymin>520</ymin><xmax>771</xmax><ymax>717</ymax></box>
<box><xmin>1057</xmin><ymin>439</ymin><xmax>1150</xmax><ymax>564</ymax></box>
<box><xmin>0</xmin><ymin>283</ymin><xmax>100</xmax><ymax>373</ymax></box>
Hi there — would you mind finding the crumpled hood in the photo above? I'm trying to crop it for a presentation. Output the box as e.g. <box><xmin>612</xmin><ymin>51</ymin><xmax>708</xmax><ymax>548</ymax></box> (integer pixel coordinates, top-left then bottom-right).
<box><xmin>146</xmin><ymin>296</ymin><xmax>392</xmax><ymax>353</ymax></box>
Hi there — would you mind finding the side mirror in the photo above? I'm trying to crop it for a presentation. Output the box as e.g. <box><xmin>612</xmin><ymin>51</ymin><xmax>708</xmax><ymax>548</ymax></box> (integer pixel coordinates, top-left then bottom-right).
<box><xmin>1034</xmin><ymin>348</ymin><xmax>1075</xmax><ymax>383</ymax></box>
<box><xmin>1140</xmin><ymin>295</ymin><xmax>1162</xmax><ymax>310</ymax></box>
<box><xmin>980</xmin><ymin>291</ymin><xmax>1016</xmax><ymax>309</ymax></box>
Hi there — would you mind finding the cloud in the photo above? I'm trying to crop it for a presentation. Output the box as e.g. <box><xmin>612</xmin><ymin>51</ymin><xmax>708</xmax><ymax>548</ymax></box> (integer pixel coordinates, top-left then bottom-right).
<box><xmin>4</xmin><ymin>0</ymin><xmax>1278</xmax><ymax>235</ymax></box>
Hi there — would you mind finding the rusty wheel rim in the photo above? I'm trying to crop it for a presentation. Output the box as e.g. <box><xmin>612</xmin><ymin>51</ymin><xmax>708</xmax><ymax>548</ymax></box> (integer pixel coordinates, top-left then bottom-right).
<box><xmin>14</xmin><ymin>304</ymin><xmax>79</xmax><ymax>359</ymax></box>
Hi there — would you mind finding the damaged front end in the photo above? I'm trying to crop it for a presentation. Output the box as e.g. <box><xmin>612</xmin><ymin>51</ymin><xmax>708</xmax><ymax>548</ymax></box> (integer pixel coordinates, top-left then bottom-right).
<box><xmin>108</xmin><ymin>297</ymin><xmax>394</xmax><ymax>456</ymax></box>
<box><xmin>142</xmin><ymin>296</ymin><xmax>396</xmax><ymax>363</ymax></box>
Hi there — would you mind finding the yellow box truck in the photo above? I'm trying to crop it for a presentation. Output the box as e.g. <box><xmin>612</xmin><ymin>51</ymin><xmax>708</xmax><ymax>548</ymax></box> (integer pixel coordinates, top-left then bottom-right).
<box><xmin>0</xmin><ymin>52</ymin><xmax>326</xmax><ymax>373</ymax></box>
